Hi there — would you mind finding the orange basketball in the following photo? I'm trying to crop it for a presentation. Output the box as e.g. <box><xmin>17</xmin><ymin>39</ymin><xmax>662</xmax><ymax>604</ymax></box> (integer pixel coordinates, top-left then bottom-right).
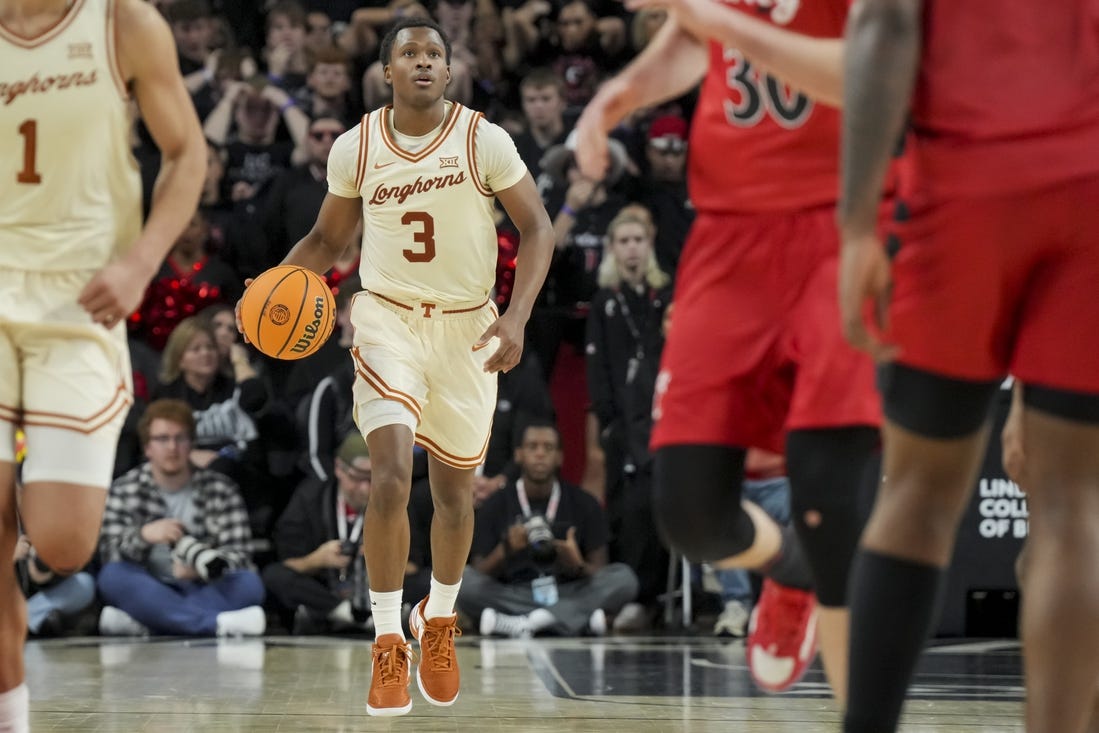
<box><xmin>239</xmin><ymin>265</ymin><xmax>336</xmax><ymax>360</ymax></box>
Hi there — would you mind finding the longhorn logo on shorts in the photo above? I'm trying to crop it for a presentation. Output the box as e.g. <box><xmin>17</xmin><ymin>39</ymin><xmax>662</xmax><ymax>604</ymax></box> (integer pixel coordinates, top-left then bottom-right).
<box><xmin>268</xmin><ymin>304</ymin><xmax>291</xmax><ymax>326</ymax></box>
<box><xmin>267</xmin><ymin>305</ymin><xmax>290</xmax><ymax>325</ymax></box>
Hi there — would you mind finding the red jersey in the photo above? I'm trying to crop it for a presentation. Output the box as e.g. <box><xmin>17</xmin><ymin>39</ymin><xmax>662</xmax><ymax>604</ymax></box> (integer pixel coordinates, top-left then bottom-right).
<box><xmin>689</xmin><ymin>0</ymin><xmax>848</xmax><ymax>214</ymax></box>
<box><xmin>911</xmin><ymin>0</ymin><xmax>1099</xmax><ymax>199</ymax></box>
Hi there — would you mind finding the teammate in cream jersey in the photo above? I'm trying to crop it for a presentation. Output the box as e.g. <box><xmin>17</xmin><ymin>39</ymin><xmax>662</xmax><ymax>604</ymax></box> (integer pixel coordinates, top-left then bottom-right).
<box><xmin>0</xmin><ymin>0</ymin><xmax>140</xmax><ymax>275</ymax></box>
<box><xmin>328</xmin><ymin>101</ymin><xmax>527</xmax><ymax>305</ymax></box>
<box><xmin>0</xmin><ymin>2</ymin><xmax>205</xmax><ymax>730</ymax></box>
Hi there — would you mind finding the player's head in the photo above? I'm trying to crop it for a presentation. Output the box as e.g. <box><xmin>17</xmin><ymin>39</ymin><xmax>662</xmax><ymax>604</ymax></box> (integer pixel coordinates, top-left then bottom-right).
<box><xmin>380</xmin><ymin>18</ymin><xmax>452</xmax><ymax>103</ymax></box>
<box><xmin>380</xmin><ymin>17</ymin><xmax>452</xmax><ymax>66</ymax></box>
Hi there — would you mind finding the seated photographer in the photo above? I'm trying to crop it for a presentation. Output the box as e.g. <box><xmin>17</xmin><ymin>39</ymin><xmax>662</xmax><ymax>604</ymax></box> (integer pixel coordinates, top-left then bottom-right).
<box><xmin>264</xmin><ymin>432</ymin><xmax>431</xmax><ymax>634</ymax></box>
<box><xmin>96</xmin><ymin>399</ymin><xmax>266</xmax><ymax>637</ymax></box>
<box><xmin>460</xmin><ymin>421</ymin><xmax>638</xmax><ymax>637</ymax></box>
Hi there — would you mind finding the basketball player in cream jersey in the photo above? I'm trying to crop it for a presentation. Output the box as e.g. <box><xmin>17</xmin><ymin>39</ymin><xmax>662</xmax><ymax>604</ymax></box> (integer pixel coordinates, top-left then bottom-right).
<box><xmin>243</xmin><ymin>17</ymin><xmax>553</xmax><ymax>716</ymax></box>
<box><xmin>0</xmin><ymin>1</ymin><xmax>205</xmax><ymax>729</ymax></box>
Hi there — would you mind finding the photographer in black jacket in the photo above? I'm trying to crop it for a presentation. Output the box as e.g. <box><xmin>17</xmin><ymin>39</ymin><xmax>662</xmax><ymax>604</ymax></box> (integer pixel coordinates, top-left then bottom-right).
<box><xmin>262</xmin><ymin>432</ymin><xmax>431</xmax><ymax>633</ymax></box>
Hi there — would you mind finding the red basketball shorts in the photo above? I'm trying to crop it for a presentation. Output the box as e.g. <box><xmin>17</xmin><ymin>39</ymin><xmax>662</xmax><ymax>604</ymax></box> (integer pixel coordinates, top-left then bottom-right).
<box><xmin>651</xmin><ymin>207</ymin><xmax>881</xmax><ymax>454</ymax></box>
<box><xmin>888</xmin><ymin>176</ymin><xmax>1099</xmax><ymax>394</ymax></box>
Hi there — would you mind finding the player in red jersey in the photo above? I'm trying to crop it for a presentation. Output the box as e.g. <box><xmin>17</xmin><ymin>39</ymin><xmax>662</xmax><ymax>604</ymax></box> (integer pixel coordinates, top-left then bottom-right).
<box><xmin>577</xmin><ymin>0</ymin><xmax>879</xmax><ymax>699</ymax></box>
<box><xmin>839</xmin><ymin>1</ymin><xmax>1099</xmax><ymax>731</ymax></box>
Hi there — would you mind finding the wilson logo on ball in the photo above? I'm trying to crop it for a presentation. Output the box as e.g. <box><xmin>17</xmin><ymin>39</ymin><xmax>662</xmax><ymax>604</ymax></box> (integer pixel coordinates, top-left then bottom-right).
<box><xmin>268</xmin><ymin>304</ymin><xmax>291</xmax><ymax>326</ymax></box>
<box><xmin>290</xmin><ymin>296</ymin><xmax>328</xmax><ymax>355</ymax></box>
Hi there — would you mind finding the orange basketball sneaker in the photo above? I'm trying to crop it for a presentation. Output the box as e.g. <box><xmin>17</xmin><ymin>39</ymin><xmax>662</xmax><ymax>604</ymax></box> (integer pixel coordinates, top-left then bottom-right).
<box><xmin>366</xmin><ymin>634</ymin><xmax>414</xmax><ymax>716</ymax></box>
<box><xmin>409</xmin><ymin>596</ymin><xmax>462</xmax><ymax>706</ymax></box>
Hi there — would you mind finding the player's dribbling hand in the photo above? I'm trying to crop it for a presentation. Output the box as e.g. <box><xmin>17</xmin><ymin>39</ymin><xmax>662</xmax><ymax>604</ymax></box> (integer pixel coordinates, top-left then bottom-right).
<box><xmin>838</xmin><ymin>232</ymin><xmax>899</xmax><ymax>362</ymax></box>
<box><xmin>78</xmin><ymin>259</ymin><xmax>150</xmax><ymax>329</ymax></box>
<box><xmin>235</xmin><ymin>278</ymin><xmax>254</xmax><ymax>342</ymax></box>
<box><xmin>476</xmin><ymin>311</ymin><xmax>524</xmax><ymax>373</ymax></box>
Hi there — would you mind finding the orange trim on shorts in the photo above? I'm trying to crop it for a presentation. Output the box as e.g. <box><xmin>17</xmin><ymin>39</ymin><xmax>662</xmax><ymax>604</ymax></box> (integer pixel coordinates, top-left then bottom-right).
<box><xmin>354</xmin><ymin>113</ymin><xmax>371</xmax><ymax>191</ymax></box>
<box><xmin>20</xmin><ymin>382</ymin><xmax>128</xmax><ymax>423</ymax></box>
<box><xmin>0</xmin><ymin>404</ymin><xmax>20</xmax><ymax>424</ymax></box>
<box><xmin>21</xmin><ymin>392</ymin><xmax>131</xmax><ymax>435</ymax></box>
<box><xmin>466</xmin><ymin>112</ymin><xmax>493</xmax><ymax>197</ymax></box>
<box><xmin>379</xmin><ymin>103</ymin><xmax>463</xmax><ymax>162</ymax></box>
<box><xmin>0</xmin><ymin>0</ymin><xmax>85</xmax><ymax>46</ymax></box>
<box><xmin>416</xmin><ymin>431</ymin><xmax>490</xmax><ymax>468</ymax></box>
<box><xmin>351</xmin><ymin>348</ymin><xmax>423</xmax><ymax>420</ymax></box>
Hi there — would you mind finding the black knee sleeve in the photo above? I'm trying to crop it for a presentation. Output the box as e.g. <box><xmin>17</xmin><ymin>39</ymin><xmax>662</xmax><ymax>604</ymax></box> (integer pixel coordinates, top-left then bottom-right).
<box><xmin>1023</xmin><ymin>382</ymin><xmax>1099</xmax><ymax>425</ymax></box>
<box><xmin>652</xmin><ymin>444</ymin><xmax>753</xmax><ymax>562</ymax></box>
<box><xmin>786</xmin><ymin>427</ymin><xmax>880</xmax><ymax>607</ymax></box>
<box><xmin>879</xmin><ymin>362</ymin><xmax>1000</xmax><ymax>438</ymax></box>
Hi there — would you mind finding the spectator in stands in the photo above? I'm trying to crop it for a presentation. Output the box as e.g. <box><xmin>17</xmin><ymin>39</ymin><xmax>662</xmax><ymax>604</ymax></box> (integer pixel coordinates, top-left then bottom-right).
<box><xmin>294</xmin><ymin>46</ymin><xmax>357</xmax><ymax>122</ymax></box>
<box><xmin>460</xmin><ymin>421</ymin><xmax>638</xmax><ymax>637</ymax></box>
<box><xmin>97</xmin><ymin>399</ymin><xmax>266</xmax><ymax>637</ymax></box>
<box><xmin>263</xmin><ymin>116</ymin><xmax>347</xmax><ymax>270</ymax></box>
<box><xmin>585</xmin><ymin>205</ymin><xmax>672</xmax><ymax>630</ymax></box>
<box><xmin>512</xmin><ymin>68</ymin><xmax>571</xmax><ymax>207</ymax></box>
<box><xmin>263</xmin><ymin>1</ymin><xmax>311</xmax><ymax>93</ymax></box>
<box><xmin>636</xmin><ymin>115</ymin><xmax>693</xmax><ymax>279</ymax></box>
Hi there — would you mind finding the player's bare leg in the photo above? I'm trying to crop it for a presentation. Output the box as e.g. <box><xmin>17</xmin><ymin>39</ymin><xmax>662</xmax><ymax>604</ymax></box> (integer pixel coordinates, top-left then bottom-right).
<box><xmin>362</xmin><ymin>424</ymin><xmax>415</xmax><ymax>595</ymax></box>
<box><xmin>424</xmin><ymin>460</ymin><xmax>475</xmax><ymax>586</ymax></box>
<box><xmin>407</xmin><ymin>458</ymin><xmax>472</xmax><ymax>707</ymax></box>
<box><xmin>362</xmin><ymin>423</ymin><xmax>416</xmax><ymax>716</ymax></box>
<box><xmin>19</xmin><ymin>481</ymin><xmax>105</xmax><ymax>576</ymax></box>
<box><xmin>845</xmin><ymin>421</ymin><xmax>989</xmax><ymax>731</ymax></box>
<box><xmin>816</xmin><ymin>608</ymin><xmax>850</xmax><ymax>703</ymax></box>
<box><xmin>0</xmin><ymin>461</ymin><xmax>28</xmax><ymax>731</ymax></box>
<box><xmin>1014</xmin><ymin>407</ymin><xmax>1099</xmax><ymax>733</ymax></box>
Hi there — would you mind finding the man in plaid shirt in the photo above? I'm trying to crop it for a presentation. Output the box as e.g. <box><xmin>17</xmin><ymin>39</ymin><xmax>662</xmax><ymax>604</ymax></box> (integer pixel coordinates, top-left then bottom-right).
<box><xmin>96</xmin><ymin>399</ymin><xmax>266</xmax><ymax>637</ymax></box>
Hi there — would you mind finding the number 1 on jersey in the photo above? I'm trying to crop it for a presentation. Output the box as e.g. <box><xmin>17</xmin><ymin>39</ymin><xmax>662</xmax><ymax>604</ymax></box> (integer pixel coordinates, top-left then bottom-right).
<box><xmin>17</xmin><ymin>119</ymin><xmax>42</xmax><ymax>185</ymax></box>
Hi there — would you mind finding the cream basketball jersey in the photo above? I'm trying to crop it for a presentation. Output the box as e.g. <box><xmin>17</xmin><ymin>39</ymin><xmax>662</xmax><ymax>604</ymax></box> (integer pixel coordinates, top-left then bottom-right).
<box><xmin>0</xmin><ymin>0</ymin><xmax>141</xmax><ymax>273</ymax></box>
<box><xmin>328</xmin><ymin>101</ymin><xmax>527</xmax><ymax>304</ymax></box>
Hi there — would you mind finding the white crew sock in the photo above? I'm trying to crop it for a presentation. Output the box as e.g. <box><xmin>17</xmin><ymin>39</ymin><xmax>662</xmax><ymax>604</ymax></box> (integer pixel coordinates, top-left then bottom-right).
<box><xmin>424</xmin><ymin>575</ymin><xmax>461</xmax><ymax>620</ymax></box>
<box><xmin>0</xmin><ymin>682</ymin><xmax>29</xmax><ymax>733</ymax></box>
<box><xmin>369</xmin><ymin>589</ymin><xmax>404</xmax><ymax>639</ymax></box>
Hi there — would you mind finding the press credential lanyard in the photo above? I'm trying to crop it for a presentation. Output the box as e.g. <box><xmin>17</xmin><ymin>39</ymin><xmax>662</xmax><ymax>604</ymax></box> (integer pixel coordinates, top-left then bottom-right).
<box><xmin>516</xmin><ymin>479</ymin><xmax>560</xmax><ymax>523</ymax></box>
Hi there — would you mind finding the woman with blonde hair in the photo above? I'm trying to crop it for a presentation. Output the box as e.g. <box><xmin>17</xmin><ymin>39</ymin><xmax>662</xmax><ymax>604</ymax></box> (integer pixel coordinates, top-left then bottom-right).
<box><xmin>585</xmin><ymin>203</ymin><xmax>673</xmax><ymax>631</ymax></box>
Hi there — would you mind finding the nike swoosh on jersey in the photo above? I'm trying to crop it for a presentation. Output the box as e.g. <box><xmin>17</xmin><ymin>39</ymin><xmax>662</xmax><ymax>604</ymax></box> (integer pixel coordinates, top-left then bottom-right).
<box><xmin>374</xmin><ymin>161</ymin><xmax>396</xmax><ymax>170</ymax></box>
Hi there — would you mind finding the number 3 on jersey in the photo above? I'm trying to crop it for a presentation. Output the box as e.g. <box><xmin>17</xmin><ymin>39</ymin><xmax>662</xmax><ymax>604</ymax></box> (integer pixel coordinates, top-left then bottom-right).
<box><xmin>17</xmin><ymin>119</ymin><xmax>42</xmax><ymax>184</ymax></box>
<box><xmin>402</xmin><ymin>211</ymin><xmax>436</xmax><ymax>263</ymax></box>
<box><xmin>723</xmin><ymin>49</ymin><xmax>812</xmax><ymax>129</ymax></box>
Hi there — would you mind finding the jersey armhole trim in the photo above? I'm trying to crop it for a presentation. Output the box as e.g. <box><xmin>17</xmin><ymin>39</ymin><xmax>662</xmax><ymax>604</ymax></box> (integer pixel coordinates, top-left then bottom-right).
<box><xmin>466</xmin><ymin>112</ymin><xmax>492</xmax><ymax>197</ymax></box>
<box><xmin>354</xmin><ymin>112</ymin><xmax>371</xmax><ymax>191</ymax></box>
<box><xmin>105</xmin><ymin>0</ymin><xmax>128</xmax><ymax>100</ymax></box>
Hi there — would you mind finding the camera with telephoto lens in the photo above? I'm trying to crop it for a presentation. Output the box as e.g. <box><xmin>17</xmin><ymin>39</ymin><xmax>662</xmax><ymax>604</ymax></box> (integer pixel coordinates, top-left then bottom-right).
<box><xmin>523</xmin><ymin>515</ymin><xmax>557</xmax><ymax>564</ymax></box>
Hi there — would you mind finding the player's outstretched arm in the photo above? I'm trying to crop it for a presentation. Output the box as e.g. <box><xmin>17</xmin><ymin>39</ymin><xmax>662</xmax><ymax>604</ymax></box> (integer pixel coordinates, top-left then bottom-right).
<box><xmin>574</xmin><ymin>18</ymin><xmax>707</xmax><ymax>180</ymax></box>
<box><xmin>78</xmin><ymin>0</ymin><xmax>206</xmax><ymax>327</ymax></box>
<box><xmin>479</xmin><ymin>172</ymin><xmax>554</xmax><ymax>373</ymax></box>
<box><xmin>626</xmin><ymin>0</ymin><xmax>844</xmax><ymax>107</ymax></box>
<box><xmin>281</xmin><ymin>193</ymin><xmax>364</xmax><ymax>276</ymax></box>
<box><xmin>837</xmin><ymin>0</ymin><xmax>921</xmax><ymax>360</ymax></box>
